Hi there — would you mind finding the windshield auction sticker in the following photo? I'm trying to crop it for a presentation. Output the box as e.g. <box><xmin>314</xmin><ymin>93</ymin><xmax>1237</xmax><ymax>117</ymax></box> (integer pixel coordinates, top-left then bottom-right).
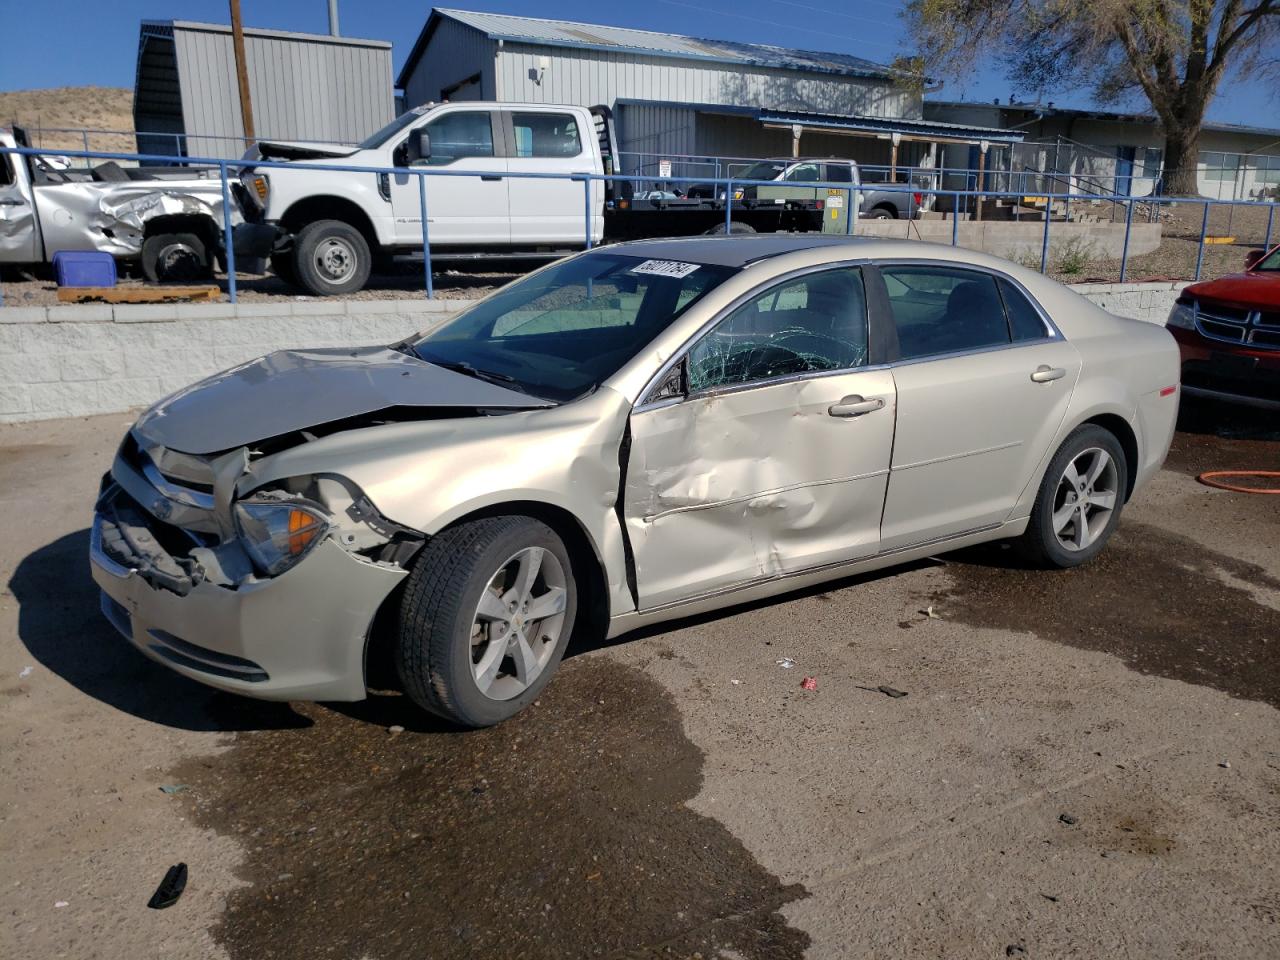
<box><xmin>630</xmin><ymin>259</ymin><xmax>700</xmax><ymax>278</ymax></box>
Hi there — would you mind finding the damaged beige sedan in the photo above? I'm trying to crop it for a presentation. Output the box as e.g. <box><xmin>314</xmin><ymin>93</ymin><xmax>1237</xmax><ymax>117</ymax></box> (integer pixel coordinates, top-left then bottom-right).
<box><xmin>91</xmin><ymin>236</ymin><xmax>1180</xmax><ymax>726</ymax></box>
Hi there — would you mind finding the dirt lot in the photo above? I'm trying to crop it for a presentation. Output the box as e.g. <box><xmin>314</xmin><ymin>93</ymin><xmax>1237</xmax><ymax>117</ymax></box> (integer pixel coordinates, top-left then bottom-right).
<box><xmin>1</xmin><ymin>398</ymin><xmax>1278</xmax><ymax>960</ymax></box>
<box><xmin>0</xmin><ymin>87</ymin><xmax>135</xmax><ymax>157</ymax></box>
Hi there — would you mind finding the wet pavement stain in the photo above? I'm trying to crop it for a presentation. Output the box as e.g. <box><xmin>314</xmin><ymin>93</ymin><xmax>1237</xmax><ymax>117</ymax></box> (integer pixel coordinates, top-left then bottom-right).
<box><xmin>938</xmin><ymin>522</ymin><xmax>1280</xmax><ymax>709</ymax></box>
<box><xmin>171</xmin><ymin>657</ymin><xmax>810</xmax><ymax>960</ymax></box>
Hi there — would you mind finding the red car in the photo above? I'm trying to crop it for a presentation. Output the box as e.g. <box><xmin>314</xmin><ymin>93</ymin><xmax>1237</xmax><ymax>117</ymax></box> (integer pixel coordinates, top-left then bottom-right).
<box><xmin>1166</xmin><ymin>244</ymin><xmax>1280</xmax><ymax>409</ymax></box>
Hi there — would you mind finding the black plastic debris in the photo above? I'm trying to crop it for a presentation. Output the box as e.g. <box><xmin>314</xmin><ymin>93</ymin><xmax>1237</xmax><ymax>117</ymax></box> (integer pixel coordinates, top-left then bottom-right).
<box><xmin>878</xmin><ymin>685</ymin><xmax>909</xmax><ymax>699</ymax></box>
<box><xmin>1006</xmin><ymin>945</ymin><xmax>1027</xmax><ymax>957</ymax></box>
<box><xmin>1058</xmin><ymin>813</ymin><xmax>1079</xmax><ymax>826</ymax></box>
<box><xmin>147</xmin><ymin>863</ymin><xmax>188</xmax><ymax>910</ymax></box>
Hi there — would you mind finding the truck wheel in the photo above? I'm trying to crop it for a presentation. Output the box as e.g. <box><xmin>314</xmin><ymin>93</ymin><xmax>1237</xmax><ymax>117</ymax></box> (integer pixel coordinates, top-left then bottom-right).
<box><xmin>396</xmin><ymin>516</ymin><xmax>577</xmax><ymax>728</ymax></box>
<box><xmin>292</xmin><ymin>219</ymin><xmax>371</xmax><ymax>296</ymax></box>
<box><xmin>867</xmin><ymin>207</ymin><xmax>895</xmax><ymax>220</ymax></box>
<box><xmin>703</xmin><ymin>221</ymin><xmax>757</xmax><ymax>235</ymax></box>
<box><xmin>141</xmin><ymin>233</ymin><xmax>211</xmax><ymax>283</ymax></box>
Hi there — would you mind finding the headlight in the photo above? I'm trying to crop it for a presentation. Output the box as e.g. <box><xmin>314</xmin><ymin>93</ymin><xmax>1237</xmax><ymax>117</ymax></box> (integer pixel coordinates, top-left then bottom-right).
<box><xmin>1166</xmin><ymin>300</ymin><xmax>1196</xmax><ymax>329</ymax></box>
<box><xmin>233</xmin><ymin>498</ymin><xmax>329</xmax><ymax>576</ymax></box>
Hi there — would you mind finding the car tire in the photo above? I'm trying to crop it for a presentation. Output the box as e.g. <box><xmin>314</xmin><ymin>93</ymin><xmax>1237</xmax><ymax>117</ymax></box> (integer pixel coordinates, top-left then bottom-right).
<box><xmin>292</xmin><ymin>219</ymin><xmax>371</xmax><ymax>296</ymax></box>
<box><xmin>396</xmin><ymin>516</ymin><xmax>578</xmax><ymax>728</ymax></box>
<box><xmin>703</xmin><ymin>221</ymin><xmax>757</xmax><ymax>235</ymax></box>
<box><xmin>867</xmin><ymin>207</ymin><xmax>895</xmax><ymax>220</ymax></box>
<box><xmin>1017</xmin><ymin>424</ymin><xmax>1128</xmax><ymax>568</ymax></box>
<box><xmin>141</xmin><ymin>232</ymin><xmax>211</xmax><ymax>283</ymax></box>
<box><xmin>269</xmin><ymin>251</ymin><xmax>298</xmax><ymax>287</ymax></box>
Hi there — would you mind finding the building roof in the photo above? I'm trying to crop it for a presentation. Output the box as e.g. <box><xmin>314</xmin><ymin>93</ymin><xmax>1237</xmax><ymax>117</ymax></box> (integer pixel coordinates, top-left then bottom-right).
<box><xmin>141</xmin><ymin>19</ymin><xmax>391</xmax><ymax>49</ymax></box>
<box><xmin>398</xmin><ymin>8</ymin><xmax>902</xmax><ymax>89</ymax></box>
<box><xmin>927</xmin><ymin>99</ymin><xmax>1280</xmax><ymax>141</ymax></box>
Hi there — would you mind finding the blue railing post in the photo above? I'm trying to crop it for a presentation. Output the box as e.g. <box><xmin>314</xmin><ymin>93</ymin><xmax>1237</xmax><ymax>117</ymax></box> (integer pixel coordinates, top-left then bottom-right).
<box><xmin>1119</xmin><ymin>198</ymin><xmax>1135</xmax><ymax>283</ymax></box>
<box><xmin>583</xmin><ymin>176</ymin><xmax>593</xmax><ymax>250</ymax></box>
<box><xmin>724</xmin><ymin>179</ymin><xmax>734</xmax><ymax>233</ymax></box>
<box><xmin>218</xmin><ymin>161</ymin><xmax>238</xmax><ymax>304</ymax></box>
<box><xmin>951</xmin><ymin>193</ymin><xmax>959</xmax><ymax>246</ymax></box>
<box><xmin>1264</xmin><ymin>204</ymin><xmax>1275</xmax><ymax>253</ymax></box>
<box><xmin>1194</xmin><ymin>202</ymin><xmax>1210</xmax><ymax>281</ymax></box>
<box><xmin>418</xmin><ymin>172</ymin><xmax>433</xmax><ymax>300</ymax></box>
<box><xmin>1040</xmin><ymin>201</ymin><xmax>1051</xmax><ymax>274</ymax></box>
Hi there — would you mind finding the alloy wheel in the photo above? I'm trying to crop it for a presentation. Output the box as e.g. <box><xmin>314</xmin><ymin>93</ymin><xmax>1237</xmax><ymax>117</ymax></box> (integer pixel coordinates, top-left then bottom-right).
<box><xmin>1051</xmin><ymin>447</ymin><xmax>1119</xmax><ymax>552</ymax></box>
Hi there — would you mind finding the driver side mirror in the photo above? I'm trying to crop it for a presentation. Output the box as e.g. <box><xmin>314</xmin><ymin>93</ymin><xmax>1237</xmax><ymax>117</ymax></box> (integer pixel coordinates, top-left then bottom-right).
<box><xmin>1244</xmin><ymin>248</ymin><xmax>1264</xmax><ymax>270</ymax></box>
<box><xmin>411</xmin><ymin>131</ymin><xmax>432</xmax><ymax>165</ymax></box>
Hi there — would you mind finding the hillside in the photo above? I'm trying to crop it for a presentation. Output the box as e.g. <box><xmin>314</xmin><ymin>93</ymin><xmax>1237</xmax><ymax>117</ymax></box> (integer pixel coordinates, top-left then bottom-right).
<box><xmin>0</xmin><ymin>86</ymin><xmax>135</xmax><ymax>155</ymax></box>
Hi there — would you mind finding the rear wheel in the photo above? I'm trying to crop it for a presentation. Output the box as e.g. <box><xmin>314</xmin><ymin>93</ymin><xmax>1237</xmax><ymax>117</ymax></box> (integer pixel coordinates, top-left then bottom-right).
<box><xmin>141</xmin><ymin>232</ymin><xmax>211</xmax><ymax>283</ymax></box>
<box><xmin>866</xmin><ymin>206</ymin><xmax>895</xmax><ymax>220</ymax></box>
<box><xmin>703</xmin><ymin>220</ymin><xmax>757</xmax><ymax>235</ymax></box>
<box><xmin>396</xmin><ymin>516</ymin><xmax>577</xmax><ymax>727</ymax></box>
<box><xmin>1017</xmin><ymin>424</ymin><xmax>1128</xmax><ymax>568</ymax></box>
<box><xmin>292</xmin><ymin>219</ymin><xmax>371</xmax><ymax>296</ymax></box>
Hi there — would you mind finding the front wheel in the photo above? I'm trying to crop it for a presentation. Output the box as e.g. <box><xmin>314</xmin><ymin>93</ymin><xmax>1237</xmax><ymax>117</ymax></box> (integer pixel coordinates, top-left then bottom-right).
<box><xmin>141</xmin><ymin>232</ymin><xmax>211</xmax><ymax>283</ymax></box>
<box><xmin>292</xmin><ymin>219</ymin><xmax>372</xmax><ymax>296</ymax></box>
<box><xmin>396</xmin><ymin>516</ymin><xmax>577</xmax><ymax>727</ymax></box>
<box><xmin>1017</xmin><ymin>424</ymin><xmax>1128</xmax><ymax>568</ymax></box>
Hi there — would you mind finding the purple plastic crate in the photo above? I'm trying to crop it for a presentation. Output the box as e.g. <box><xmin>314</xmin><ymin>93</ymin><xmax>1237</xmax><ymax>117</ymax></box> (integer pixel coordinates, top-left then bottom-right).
<box><xmin>52</xmin><ymin>251</ymin><xmax>117</xmax><ymax>288</ymax></box>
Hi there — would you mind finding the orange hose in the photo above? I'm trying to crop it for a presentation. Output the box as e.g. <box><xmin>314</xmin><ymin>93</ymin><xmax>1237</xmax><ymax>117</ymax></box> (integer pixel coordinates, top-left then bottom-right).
<box><xmin>1197</xmin><ymin>471</ymin><xmax>1280</xmax><ymax>494</ymax></box>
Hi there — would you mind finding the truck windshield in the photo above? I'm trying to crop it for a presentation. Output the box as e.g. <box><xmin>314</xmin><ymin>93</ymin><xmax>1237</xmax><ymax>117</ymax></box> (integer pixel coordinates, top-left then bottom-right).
<box><xmin>357</xmin><ymin>110</ymin><xmax>426</xmax><ymax>150</ymax></box>
<box><xmin>737</xmin><ymin>161</ymin><xmax>788</xmax><ymax>182</ymax></box>
<box><xmin>412</xmin><ymin>253</ymin><xmax>738</xmax><ymax>402</ymax></box>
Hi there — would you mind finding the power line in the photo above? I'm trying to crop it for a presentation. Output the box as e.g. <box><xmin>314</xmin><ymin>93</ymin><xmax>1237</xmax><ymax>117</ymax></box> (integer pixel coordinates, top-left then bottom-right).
<box><xmin>771</xmin><ymin>0</ymin><xmax>903</xmax><ymax>29</ymax></box>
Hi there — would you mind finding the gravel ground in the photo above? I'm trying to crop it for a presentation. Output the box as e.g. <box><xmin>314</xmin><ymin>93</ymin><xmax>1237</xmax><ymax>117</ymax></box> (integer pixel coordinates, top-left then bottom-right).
<box><xmin>1</xmin><ymin>398</ymin><xmax>1278</xmax><ymax>960</ymax></box>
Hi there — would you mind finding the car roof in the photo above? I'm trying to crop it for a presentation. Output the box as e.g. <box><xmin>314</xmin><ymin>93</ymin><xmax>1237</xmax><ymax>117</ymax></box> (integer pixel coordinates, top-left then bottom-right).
<box><xmin>604</xmin><ymin>235</ymin><xmax>875</xmax><ymax>267</ymax></box>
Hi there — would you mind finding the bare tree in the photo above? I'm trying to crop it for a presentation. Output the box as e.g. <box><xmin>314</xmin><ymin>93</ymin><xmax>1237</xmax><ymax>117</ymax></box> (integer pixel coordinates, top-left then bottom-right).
<box><xmin>902</xmin><ymin>0</ymin><xmax>1280</xmax><ymax>195</ymax></box>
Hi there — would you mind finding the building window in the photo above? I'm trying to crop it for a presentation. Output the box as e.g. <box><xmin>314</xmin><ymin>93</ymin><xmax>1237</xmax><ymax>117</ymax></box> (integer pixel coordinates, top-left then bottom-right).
<box><xmin>1254</xmin><ymin>155</ymin><xmax>1280</xmax><ymax>186</ymax></box>
<box><xmin>1201</xmin><ymin>152</ymin><xmax>1239</xmax><ymax>182</ymax></box>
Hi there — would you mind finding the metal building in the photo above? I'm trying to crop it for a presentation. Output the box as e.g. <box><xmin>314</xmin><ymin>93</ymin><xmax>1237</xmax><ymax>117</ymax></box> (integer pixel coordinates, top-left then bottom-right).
<box><xmin>396</xmin><ymin>9</ymin><xmax>1017</xmax><ymax>178</ymax></box>
<box><xmin>133</xmin><ymin>20</ymin><xmax>394</xmax><ymax>161</ymax></box>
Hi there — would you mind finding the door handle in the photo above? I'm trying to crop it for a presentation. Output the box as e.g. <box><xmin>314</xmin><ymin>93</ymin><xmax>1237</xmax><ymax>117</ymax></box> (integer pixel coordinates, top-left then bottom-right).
<box><xmin>0</xmin><ymin>198</ymin><xmax>24</xmax><ymax>206</ymax></box>
<box><xmin>828</xmin><ymin>395</ymin><xmax>885</xmax><ymax>418</ymax></box>
<box><xmin>1030</xmin><ymin>365</ymin><xmax>1066</xmax><ymax>383</ymax></box>
<box><xmin>480</xmin><ymin>175</ymin><xmax>503</xmax><ymax>182</ymax></box>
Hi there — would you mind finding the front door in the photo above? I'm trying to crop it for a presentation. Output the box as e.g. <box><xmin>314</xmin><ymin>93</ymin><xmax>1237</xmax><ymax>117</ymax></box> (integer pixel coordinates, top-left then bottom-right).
<box><xmin>871</xmin><ymin>263</ymin><xmax>1082</xmax><ymax>550</ymax></box>
<box><xmin>390</xmin><ymin>108</ymin><xmax>509</xmax><ymax>246</ymax></box>
<box><xmin>0</xmin><ymin>152</ymin><xmax>39</xmax><ymax>262</ymax></box>
<box><xmin>504</xmin><ymin>110</ymin><xmax>599</xmax><ymax>246</ymax></box>
<box><xmin>624</xmin><ymin>266</ymin><xmax>897</xmax><ymax>610</ymax></box>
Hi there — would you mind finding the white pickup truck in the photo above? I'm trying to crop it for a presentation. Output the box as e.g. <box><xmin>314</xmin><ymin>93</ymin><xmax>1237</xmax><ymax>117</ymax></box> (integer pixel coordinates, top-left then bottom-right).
<box><xmin>235</xmin><ymin>102</ymin><xmax>608</xmax><ymax>295</ymax></box>
<box><xmin>0</xmin><ymin>127</ymin><xmax>241</xmax><ymax>282</ymax></box>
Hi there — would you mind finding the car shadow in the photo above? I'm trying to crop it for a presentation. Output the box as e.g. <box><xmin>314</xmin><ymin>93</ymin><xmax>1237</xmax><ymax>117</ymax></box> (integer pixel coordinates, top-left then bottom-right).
<box><xmin>9</xmin><ymin>528</ymin><xmax>310</xmax><ymax>732</ymax></box>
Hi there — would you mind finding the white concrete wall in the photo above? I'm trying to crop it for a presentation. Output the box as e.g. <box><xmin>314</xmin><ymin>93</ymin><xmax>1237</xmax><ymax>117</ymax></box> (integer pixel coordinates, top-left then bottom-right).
<box><xmin>0</xmin><ymin>299</ymin><xmax>465</xmax><ymax>424</ymax></box>
<box><xmin>2</xmin><ymin>284</ymin><xmax>1185</xmax><ymax>425</ymax></box>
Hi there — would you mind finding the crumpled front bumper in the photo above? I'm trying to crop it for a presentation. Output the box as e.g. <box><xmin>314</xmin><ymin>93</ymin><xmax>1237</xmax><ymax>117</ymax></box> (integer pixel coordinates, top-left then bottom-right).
<box><xmin>90</xmin><ymin>485</ymin><xmax>406</xmax><ymax>702</ymax></box>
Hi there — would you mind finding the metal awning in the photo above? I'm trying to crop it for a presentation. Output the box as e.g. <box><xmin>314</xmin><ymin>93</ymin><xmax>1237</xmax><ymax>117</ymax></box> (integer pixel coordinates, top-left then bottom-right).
<box><xmin>758</xmin><ymin>109</ymin><xmax>1025</xmax><ymax>145</ymax></box>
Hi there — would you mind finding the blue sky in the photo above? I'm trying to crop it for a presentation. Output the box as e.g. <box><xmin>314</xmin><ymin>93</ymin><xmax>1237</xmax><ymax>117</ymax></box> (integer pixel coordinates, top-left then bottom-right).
<box><xmin>0</xmin><ymin>0</ymin><xmax>1271</xmax><ymax>126</ymax></box>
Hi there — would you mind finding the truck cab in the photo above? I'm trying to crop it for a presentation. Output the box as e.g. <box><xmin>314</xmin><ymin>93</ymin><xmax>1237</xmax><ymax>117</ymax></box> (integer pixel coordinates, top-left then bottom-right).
<box><xmin>237</xmin><ymin>102</ymin><xmax>607</xmax><ymax>295</ymax></box>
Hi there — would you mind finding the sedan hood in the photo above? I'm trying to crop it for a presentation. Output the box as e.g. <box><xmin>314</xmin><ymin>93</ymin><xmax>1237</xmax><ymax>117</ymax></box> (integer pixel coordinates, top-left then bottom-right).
<box><xmin>134</xmin><ymin>346</ymin><xmax>553</xmax><ymax>455</ymax></box>
<box><xmin>1185</xmin><ymin>271</ymin><xmax>1280</xmax><ymax>311</ymax></box>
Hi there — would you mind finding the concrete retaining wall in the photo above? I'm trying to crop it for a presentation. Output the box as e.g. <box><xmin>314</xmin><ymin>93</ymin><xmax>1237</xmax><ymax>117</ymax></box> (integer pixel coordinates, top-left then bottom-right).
<box><xmin>0</xmin><ymin>281</ymin><xmax>1185</xmax><ymax>425</ymax></box>
<box><xmin>857</xmin><ymin>219</ymin><xmax>1163</xmax><ymax>262</ymax></box>
<box><xmin>0</xmin><ymin>299</ymin><xmax>465</xmax><ymax>424</ymax></box>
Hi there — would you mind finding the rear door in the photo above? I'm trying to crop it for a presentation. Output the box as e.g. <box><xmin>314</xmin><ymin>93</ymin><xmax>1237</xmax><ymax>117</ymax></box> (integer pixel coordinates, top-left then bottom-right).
<box><xmin>389</xmin><ymin>107</ymin><xmax>509</xmax><ymax>246</ymax></box>
<box><xmin>504</xmin><ymin>109</ymin><xmax>599</xmax><ymax>246</ymax></box>
<box><xmin>870</xmin><ymin>263</ymin><xmax>1082</xmax><ymax>550</ymax></box>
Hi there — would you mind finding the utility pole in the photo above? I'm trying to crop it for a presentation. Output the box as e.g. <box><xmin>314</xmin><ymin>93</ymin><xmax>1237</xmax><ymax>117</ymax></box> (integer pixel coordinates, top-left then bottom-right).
<box><xmin>230</xmin><ymin>0</ymin><xmax>256</xmax><ymax>144</ymax></box>
<box><xmin>328</xmin><ymin>0</ymin><xmax>340</xmax><ymax>36</ymax></box>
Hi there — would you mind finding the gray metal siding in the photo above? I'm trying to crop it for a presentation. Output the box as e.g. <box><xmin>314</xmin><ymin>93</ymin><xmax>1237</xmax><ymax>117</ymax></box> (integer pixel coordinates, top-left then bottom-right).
<box><xmin>494</xmin><ymin>43</ymin><xmax>919</xmax><ymax>119</ymax></box>
<box><xmin>402</xmin><ymin>20</ymin><xmax>497</xmax><ymax>108</ymax></box>
<box><xmin>169</xmin><ymin>24</ymin><xmax>393</xmax><ymax>159</ymax></box>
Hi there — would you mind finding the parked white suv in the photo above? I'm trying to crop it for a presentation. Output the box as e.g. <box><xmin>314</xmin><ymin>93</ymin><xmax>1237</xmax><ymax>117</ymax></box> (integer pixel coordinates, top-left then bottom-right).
<box><xmin>235</xmin><ymin>103</ymin><xmax>607</xmax><ymax>295</ymax></box>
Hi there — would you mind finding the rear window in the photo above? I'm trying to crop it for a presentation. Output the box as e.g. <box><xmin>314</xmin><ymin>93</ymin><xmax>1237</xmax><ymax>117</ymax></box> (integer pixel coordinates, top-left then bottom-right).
<box><xmin>997</xmin><ymin>278</ymin><xmax>1050</xmax><ymax>341</ymax></box>
<box><xmin>512</xmin><ymin>113</ymin><xmax>581</xmax><ymax>158</ymax></box>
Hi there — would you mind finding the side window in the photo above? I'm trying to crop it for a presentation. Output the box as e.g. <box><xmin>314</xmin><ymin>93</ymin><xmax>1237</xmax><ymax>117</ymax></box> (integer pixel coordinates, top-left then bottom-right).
<box><xmin>0</xmin><ymin>155</ymin><xmax>12</xmax><ymax>187</ymax></box>
<box><xmin>784</xmin><ymin>163</ymin><xmax>822</xmax><ymax>183</ymax></box>
<box><xmin>824</xmin><ymin>164</ymin><xmax>853</xmax><ymax>183</ymax></box>
<box><xmin>512</xmin><ymin>112</ymin><xmax>582</xmax><ymax>158</ymax></box>
<box><xmin>687</xmin><ymin>267</ymin><xmax>868</xmax><ymax>392</ymax></box>
<box><xmin>997</xmin><ymin>278</ymin><xmax>1050</xmax><ymax>341</ymax></box>
<box><xmin>879</xmin><ymin>266</ymin><xmax>1011</xmax><ymax>361</ymax></box>
<box><xmin>421</xmin><ymin>112</ymin><xmax>494</xmax><ymax>165</ymax></box>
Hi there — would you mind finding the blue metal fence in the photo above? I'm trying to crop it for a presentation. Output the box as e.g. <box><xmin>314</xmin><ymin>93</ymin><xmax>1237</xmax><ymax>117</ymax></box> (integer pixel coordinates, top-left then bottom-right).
<box><xmin>1</xmin><ymin>144</ymin><xmax>1277</xmax><ymax>308</ymax></box>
